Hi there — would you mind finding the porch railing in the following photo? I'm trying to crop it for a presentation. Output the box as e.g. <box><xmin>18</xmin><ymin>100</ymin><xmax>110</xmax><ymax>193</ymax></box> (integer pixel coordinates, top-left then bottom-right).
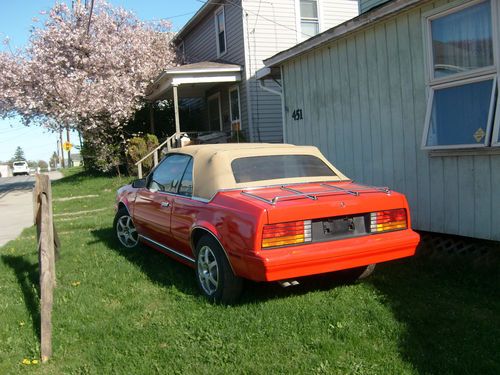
<box><xmin>134</xmin><ymin>130</ymin><xmax>231</xmax><ymax>178</ymax></box>
<box><xmin>135</xmin><ymin>134</ymin><xmax>178</xmax><ymax>178</ymax></box>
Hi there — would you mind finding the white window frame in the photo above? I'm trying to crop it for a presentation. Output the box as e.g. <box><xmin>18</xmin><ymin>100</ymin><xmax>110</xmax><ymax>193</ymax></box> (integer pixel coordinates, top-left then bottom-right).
<box><xmin>207</xmin><ymin>92</ymin><xmax>223</xmax><ymax>131</ymax></box>
<box><xmin>297</xmin><ymin>0</ymin><xmax>321</xmax><ymax>41</ymax></box>
<box><xmin>421</xmin><ymin>0</ymin><xmax>500</xmax><ymax>150</ymax></box>
<box><xmin>214</xmin><ymin>6</ymin><xmax>227</xmax><ymax>57</ymax></box>
<box><xmin>421</xmin><ymin>75</ymin><xmax>497</xmax><ymax>150</ymax></box>
<box><xmin>228</xmin><ymin>85</ymin><xmax>241</xmax><ymax>131</ymax></box>
<box><xmin>493</xmin><ymin>91</ymin><xmax>500</xmax><ymax>146</ymax></box>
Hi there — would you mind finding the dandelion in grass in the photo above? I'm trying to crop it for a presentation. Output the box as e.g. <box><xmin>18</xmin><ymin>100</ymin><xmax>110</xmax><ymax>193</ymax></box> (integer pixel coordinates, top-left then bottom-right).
<box><xmin>71</xmin><ymin>281</ymin><xmax>81</xmax><ymax>287</ymax></box>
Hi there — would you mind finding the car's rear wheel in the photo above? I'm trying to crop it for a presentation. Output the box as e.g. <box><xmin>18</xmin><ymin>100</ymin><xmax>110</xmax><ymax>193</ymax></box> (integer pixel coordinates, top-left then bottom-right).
<box><xmin>195</xmin><ymin>235</ymin><xmax>242</xmax><ymax>304</ymax></box>
<box><xmin>113</xmin><ymin>208</ymin><xmax>139</xmax><ymax>249</ymax></box>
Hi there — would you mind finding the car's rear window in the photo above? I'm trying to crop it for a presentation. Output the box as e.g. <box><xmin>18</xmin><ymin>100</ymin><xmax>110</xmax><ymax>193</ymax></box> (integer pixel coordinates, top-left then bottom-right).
<box><xmin>231</xmin><ymin>155</ymin><xmax>336</xmax><ymax>183</ymax></box>
<box><xmin>13</xmin><ymin>162</ymin><xmax>26</xmax><ymax>166</ymax></box>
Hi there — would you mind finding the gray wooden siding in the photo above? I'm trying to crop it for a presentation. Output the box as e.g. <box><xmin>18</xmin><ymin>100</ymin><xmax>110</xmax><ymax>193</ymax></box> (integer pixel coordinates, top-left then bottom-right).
<box><xmin>178</xmin><ymin>0</ymin><xmax>358</xmax><ymax>142</ymax></box>
<box><xmin>243</xmin><ymin>0</ymin><xmax>359</xmax><ymax>143</ymax></box>
<box><xmin>182</xmin><ymin>1</ymin><xmax>245</xmax><ymax>65</ymax></box>
<box><xmin>359</xmin><ymin>0</ymin><xmax>390</xmax><ymax>13</ymax></box>
<box><xmin>281</xmin><ymin>0</ymin><xmax>500</xmax><ymax>241</ymax></box>
<box><xmin>179</xmin><ymin>1</ymin><xmax>249</xmax><ymax>137</ymax></box>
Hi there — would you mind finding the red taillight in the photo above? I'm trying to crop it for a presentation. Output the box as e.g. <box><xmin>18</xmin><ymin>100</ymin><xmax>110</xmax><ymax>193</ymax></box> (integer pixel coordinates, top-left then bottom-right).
<box><xmin>262</xmin><ymin>220</ymin><xmax>312</xmax><ymax>248</ymax></box>
<box><xmin>370</xmin><ymin>209</ymin><xmax>407</xmax><ymax>233</ymax></box>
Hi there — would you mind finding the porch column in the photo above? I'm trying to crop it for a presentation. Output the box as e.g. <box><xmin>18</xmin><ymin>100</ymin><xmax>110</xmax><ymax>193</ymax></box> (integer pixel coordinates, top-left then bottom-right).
<box><xmin>172</xmin><ymin>84</ymin><xmax>180</xmax><ymax>141</ymax></box>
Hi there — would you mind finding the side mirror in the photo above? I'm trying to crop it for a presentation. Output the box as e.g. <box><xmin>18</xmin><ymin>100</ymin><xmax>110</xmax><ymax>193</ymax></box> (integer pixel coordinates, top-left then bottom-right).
<box><xmin>131</xmin><ymin>178</ymin><xmax>147</xmax><ymax>189</ymax></box>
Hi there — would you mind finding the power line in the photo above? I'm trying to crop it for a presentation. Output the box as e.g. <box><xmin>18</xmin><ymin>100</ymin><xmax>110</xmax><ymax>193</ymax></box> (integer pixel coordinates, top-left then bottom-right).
<box><xmin>194</xmin><ymin>0</ymin><xmax>314</xmax><ymax>37</ymax></box>
<box><xmin>0</xmin><ymin>126</ymin><xmax>30</xmax><ymax>135</ymax></box>
<box><xmin>0</xmin><ymin>129</ymin><xmax>34</xmax><ymax>144</ymax></box>
<box><xmin>165</xmin><ymin>11</ymin><xmax>198</xmax><ymax>20</ymax></box>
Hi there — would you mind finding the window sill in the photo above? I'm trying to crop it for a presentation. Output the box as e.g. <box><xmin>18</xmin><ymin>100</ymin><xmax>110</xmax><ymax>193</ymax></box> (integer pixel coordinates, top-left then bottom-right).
<box><xmin>428</xmin><ymin>147</ymin><xmax>500</xmax><ymax>157</ymax></box>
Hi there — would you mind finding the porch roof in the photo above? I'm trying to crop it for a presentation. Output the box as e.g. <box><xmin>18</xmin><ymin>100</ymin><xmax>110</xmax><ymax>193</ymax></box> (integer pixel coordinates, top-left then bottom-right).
<box><xmin>145</xmin><ymin>61</ymin><xmax>242</xmax><ymax>101</ymax></box>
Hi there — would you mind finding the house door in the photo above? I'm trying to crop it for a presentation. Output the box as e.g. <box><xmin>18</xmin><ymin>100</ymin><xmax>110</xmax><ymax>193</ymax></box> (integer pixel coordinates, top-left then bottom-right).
<box><xmin>229</xmin><ymin>86</ymin><xmax>241</xmax><ymax>133</ymax></box>
<box><xmin>207</xmin><ymin>93</ymin><xmax>222</xmax><ymax>131</ymax></box>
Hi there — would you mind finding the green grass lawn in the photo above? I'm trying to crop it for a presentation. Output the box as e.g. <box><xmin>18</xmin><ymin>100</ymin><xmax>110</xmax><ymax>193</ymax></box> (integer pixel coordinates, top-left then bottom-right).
<box><xmin>0</xmin><ymin>169</ymin><xmax>499</xmax><ymax>374</ymax></box>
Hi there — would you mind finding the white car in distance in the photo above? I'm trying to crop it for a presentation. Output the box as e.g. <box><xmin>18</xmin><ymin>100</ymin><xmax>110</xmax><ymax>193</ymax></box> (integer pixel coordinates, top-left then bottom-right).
<box><xmin>12</xmin><ymin>161</ymin><xmax>30</xmax><ymax>176</ymax></box>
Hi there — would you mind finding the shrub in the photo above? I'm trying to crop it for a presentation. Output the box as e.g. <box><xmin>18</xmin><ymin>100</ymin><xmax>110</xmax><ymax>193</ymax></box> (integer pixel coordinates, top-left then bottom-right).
<box><xmin>126</xmin><ymin>134</ymin><xmax>159</xmax><ymax>175</ymax></box>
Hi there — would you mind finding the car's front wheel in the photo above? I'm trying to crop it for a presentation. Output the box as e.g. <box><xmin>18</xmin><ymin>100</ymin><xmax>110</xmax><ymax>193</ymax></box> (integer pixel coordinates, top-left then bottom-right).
<box><xmin>195</xmin><ymin>235</ymin><xmax>243</xmax><ymax>304</ymax></box>
<box><xmin>113</xmin><ymin>208</ymin><xmax>139</xmax><ymax>249</ymax></box>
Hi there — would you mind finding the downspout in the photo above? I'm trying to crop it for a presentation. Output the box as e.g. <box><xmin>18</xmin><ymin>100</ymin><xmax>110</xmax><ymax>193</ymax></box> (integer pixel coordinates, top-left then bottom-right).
<box><xmin>258</xmin><ymin>66</ymin><xmax>287</xmax><ymax>143</ymax></box>
<box><xmin>242</xmin><ymin>9</ymin><xmax>255</xmax><ymax>142</ymax></box>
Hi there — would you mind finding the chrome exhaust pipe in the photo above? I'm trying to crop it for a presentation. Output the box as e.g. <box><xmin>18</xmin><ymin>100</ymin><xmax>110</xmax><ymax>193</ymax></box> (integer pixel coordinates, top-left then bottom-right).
<box><xmin>278</xmin><ymin>280</ymin><xmax>300</xmax><ymax>288</ymax></box>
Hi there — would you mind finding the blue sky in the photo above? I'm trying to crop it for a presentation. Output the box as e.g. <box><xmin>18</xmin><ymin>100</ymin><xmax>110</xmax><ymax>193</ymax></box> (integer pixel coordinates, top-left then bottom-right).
<box><xmin>0</xmin><ymin>0</ymin><xmax>202</xmax><ymax>162</ymax></box>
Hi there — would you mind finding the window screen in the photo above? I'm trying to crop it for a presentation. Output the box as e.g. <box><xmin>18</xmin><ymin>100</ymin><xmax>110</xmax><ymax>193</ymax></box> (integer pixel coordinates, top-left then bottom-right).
<box><xmin>426</xmin><ymin>79</ymin><xmax>494</xmax><ymax>147</ymax></box>
<box><xmin>300</xmin><ymin>0</ymin><xmax>318</xmax><ymax>18</ymax></box>
<box><xmin>431</xmin><ymin>1</ymin><xmax>493</xmax><ymax>78</ymax></box>
<box><xmin>231</xmin><ymin>155</ymin><xmax>336</xmax><ymax>183</ymax></box>
<box><xmin>216</xmin><ymin>9</ymin><xmax>226</xmax><ymax>55</ymax></box>
<box><xmin>300</xmin><ymin>0</ymin><xmax>319</xmax><ymax>39</ymax></box>
<box><xmin>423</xmin><ymin>0</ymin><xmax>498</xmax><ymax>149</ymax></box>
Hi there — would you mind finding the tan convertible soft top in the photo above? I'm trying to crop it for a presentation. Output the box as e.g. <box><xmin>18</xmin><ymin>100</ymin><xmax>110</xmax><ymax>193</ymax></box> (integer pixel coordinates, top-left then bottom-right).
<box><xmin>172</xmin><ymin>143</ymin><xmax>349</xmax><ymax>200</ymax></box>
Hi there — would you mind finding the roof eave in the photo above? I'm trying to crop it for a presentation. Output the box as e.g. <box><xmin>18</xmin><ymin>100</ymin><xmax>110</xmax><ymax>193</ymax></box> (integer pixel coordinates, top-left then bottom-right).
<box><xmin>166</xmin><ymin>67</ymin><xmax>242</xmax><ymax>75</ymax></box>
<box><xmin>172</xmin><ymin>0</ymin><xmax>218</xmax><ymax>44</ymax></box>
<box><xmin>263</xmin><ymin>0</ymin><xmax>426</xmax><ymax>68</ymax></box>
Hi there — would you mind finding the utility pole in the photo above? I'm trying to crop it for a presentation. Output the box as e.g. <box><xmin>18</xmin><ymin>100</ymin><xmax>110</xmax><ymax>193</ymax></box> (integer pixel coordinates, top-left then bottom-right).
<box><xmin>56</xmin><ymin>140</ymin><xmax>60</xmax><ymax>169</ymax></box>
<box><xmin>59</xmin><ymin>130</ymin><xmax>65</xmax><ymax>168</ymax></box>
<box><xmin>66</xmin><ymin>127</ymin><xmax>72</xmax><ymax>168</ymax></box>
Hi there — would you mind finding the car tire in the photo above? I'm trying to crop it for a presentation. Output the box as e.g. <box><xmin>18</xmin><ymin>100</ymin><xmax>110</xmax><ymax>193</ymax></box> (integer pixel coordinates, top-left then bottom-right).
<box><xmin>195</xmin><ymin>234</ymin><xmax>243</xmax><ymax>304</ymax></box>
<box><xmin>113</xmin><ymin>207</ymin><xmax>139</xmax><ymax>249</ymax></box>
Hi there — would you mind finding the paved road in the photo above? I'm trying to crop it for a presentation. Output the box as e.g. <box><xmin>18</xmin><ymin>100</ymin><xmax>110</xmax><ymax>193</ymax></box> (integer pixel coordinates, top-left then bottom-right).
<box><xmin>0</xmin><ymin>172</ymin><xmax>63</xmax><ymax>248</ymax></box>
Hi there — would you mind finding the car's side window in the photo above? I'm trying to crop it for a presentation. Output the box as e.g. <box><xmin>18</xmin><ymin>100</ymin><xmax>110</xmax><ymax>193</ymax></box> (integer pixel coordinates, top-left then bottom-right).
<box><xmin>178</xmin><ymin>158</ymin><xmax>193</xmax><ymax>197</ymax></box>
<box><xmin>149</xmin><ymin>154</ymin><xmax>190</xmax><ymax>193</ymax></box>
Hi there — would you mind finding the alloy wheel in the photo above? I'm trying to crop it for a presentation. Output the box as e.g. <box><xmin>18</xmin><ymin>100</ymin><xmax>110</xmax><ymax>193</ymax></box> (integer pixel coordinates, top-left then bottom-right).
<box><xmin>116</xmin><ymin>215</ymin><xmax>139</xmax><ymax>248</ymax></box>
<box><xmin>197</xmin><ymin>245</ymin><xmax>219</xmax><ymax>295</ymax></box>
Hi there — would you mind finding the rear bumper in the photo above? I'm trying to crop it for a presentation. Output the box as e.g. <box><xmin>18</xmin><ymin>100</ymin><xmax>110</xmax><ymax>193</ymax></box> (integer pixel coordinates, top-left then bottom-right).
<box><xmin>235</xmin><ymin>229</ymin><xmax>420</xmax><ymax>282</ymax></box>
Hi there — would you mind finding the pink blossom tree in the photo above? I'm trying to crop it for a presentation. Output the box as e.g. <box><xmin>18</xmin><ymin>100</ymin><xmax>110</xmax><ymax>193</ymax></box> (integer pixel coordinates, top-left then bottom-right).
<box><xmin>0</xmin><ymin>1</ymin><xmax>177</xmax><ymax>171</ymax></box>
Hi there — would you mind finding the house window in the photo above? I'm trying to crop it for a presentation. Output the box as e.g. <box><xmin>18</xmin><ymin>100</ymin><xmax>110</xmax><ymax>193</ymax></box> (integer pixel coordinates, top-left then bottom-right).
<box><xmin>300</xmin><ymin>0</ymin><xmax>319</xmax><ymax>40</ymax></box>
<box><xmin>422</xmin><ymin>0</ymin><xmax>499</xmax><ymax>150</ymax></box>
<box><xmin>215</xmin><ymin>7</ymin><xmax>226</xmax><ymax>56</ymax></box>
<box><xmin>229</xmin><ymin>86</ymin><xmax>241</xmax><ymax>132</ymax></box>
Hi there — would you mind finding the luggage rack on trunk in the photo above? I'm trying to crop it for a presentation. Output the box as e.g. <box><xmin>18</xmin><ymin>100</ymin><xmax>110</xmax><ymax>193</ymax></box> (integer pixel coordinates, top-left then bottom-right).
<box><xmin>240</xmin><ymin>182</ymin><xmax>391</xmax><ymax>205</ymax></box>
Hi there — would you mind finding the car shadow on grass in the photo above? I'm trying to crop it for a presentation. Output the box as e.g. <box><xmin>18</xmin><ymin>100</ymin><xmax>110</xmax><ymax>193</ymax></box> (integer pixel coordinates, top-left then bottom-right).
<box><xmin>1</xmin><ymin>255</ymin><xmax>41</xmax><ymax>340</ymax></box>
<box><xmin>370</xmin><ymin>257</ymin><xmax>500</xmax><ymax>375</ymax></box>
<box><xmin>239</xmin><ymin>271</ymin><xmax>362</xmax><ymax>305</ymax></box>
<box><xmin>90</xmin><ymin>227</ymin><xmax>199</xmax><ymax>298</ymax></box>
<box><xmin>90</xmin><ymin>226</ymin><xmax>362</xmax><ymax>305</ymax></box>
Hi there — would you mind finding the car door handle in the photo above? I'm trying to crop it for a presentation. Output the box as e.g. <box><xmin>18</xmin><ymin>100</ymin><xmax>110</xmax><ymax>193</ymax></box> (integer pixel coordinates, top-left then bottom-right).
<box><xmin>160</xmin><ymin>201</ymin><xmax>170</xmax><ymax>208</ymax></box>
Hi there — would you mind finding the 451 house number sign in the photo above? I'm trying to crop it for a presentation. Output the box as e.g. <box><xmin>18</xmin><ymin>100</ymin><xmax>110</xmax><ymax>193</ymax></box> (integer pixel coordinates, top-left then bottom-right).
<box><xmin>292</xmin><ymin>109</ymin><xmax>303</xmax><ymax>121</ymax></box>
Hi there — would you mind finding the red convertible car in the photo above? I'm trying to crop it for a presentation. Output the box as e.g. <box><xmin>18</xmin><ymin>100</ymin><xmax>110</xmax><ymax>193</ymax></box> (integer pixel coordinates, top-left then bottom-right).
<box><xmin>114</xmin><ymin>144</ymin><xmax>419</xmax><ymax>303</ymax></box>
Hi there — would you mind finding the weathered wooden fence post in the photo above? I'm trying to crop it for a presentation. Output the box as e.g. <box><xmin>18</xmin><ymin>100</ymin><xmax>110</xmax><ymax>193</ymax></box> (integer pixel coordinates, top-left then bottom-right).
<box><xmin>33</xmin><ymin>174</ymin><xmax>56</xmax><ymax>363</ymax></box>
